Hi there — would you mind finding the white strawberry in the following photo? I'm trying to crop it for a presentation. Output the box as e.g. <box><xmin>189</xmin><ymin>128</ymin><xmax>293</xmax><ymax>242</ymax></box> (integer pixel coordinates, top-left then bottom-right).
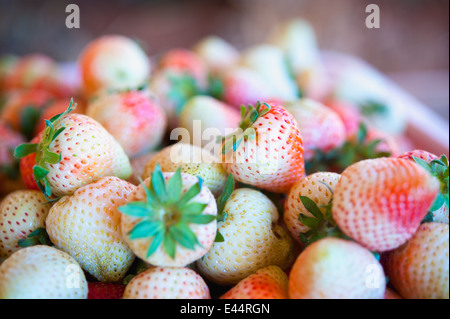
<box><xmin>123</xmin><ymin>266</ymin><xmax>210</xmax><ymax>299</ymax></box>
<box><xmin>0</xmin><ymin>245</ymin><xmax>88</xmax><ymax>299</ymax></box>
<box><xmin>196</xmin><ymin>188</ymin><xmax>294</xmax><ymax>286</ymax></box>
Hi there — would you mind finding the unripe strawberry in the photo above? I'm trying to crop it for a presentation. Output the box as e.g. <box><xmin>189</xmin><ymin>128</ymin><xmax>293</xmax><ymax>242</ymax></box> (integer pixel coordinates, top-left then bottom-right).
<box><xmin>120</xmin><ymin>166</ymin><xmax>217</xmax><ymax>267</ymax></box>
<box><xmin>383</xmin><ymin>222</ymin><xmax>449</xmax><ymax>299</ymax></box>
<box><xmin>332</xmin><ymin>158</ymin><xmax>441</xmax><ymax>252</ymax></box>
<box><xmin>0</xmin><ymin>245</ymin><xmax>88</xmax><ymax>299</ymax></box>
<box><xmin>142</xmin><ymin>143</ymin><xmax>228</xmax><ymax>197</ymax></box>
<box><xmin>220</xmin><ymin>265</ymin><xmax>289</xmax><ymax>299</ymax></box>
<box><xmin>288</xmin><ymin>237</ymin><xmax>386</xmax><ymax>299</ymax></box>
<box><xmin>46</xmin><ymin>176</ymin><xmax>136</xmax><ymax>282</ymax></box>
<box><xmin>196</xmin><ymin>188</ymin><xmax>294</xmax><ymax>286</ymax></box>
<box><xmin>0</xmin><ymin>190</ymin><xmax>52</xmax><ymax>258</ymax></box>
<box><xmin>123</xmin><ymin>266</ymin><xmax>210</xmax><ymax>299</ymax></box>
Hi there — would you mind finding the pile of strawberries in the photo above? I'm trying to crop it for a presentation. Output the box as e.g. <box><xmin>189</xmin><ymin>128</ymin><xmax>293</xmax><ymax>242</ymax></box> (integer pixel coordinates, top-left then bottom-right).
<box><xmin>0</xmin><ymin>19</ymin><xmax>448</xmax><ymax>299</ymax></box>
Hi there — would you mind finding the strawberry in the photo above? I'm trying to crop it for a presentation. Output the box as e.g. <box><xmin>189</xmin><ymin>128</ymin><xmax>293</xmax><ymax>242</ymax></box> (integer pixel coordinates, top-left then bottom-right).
<box><xmin>78</xmin><ymin>35</ymin><xmax>150</xmax><ymax>98</ymax></box>
<box><xmin>0</xmin><ymin>245</ymin><xmax>88</xmax><ymax>299</ymax></box>
<box><xmin>149</xmin><ymin>49</ymin><xmax>208</xmax><ymax>127</ymax></box>
<box><xmin>383</xmin><ymin>222</ymin><xmax>449</xmax><ymax>299</ymax></box>
<box><xmin>196</xmin><ymin>188</ymin><xmax>294</xmax><ymax>286</ymax></box>
<box><xmin>221</xmin><ymin>101</ymin><xmax>305</xmax><ymax>194</ymax></box>
<box><xmin>283</xmin><ymin>172</ymin><xmax>342</xmax><ymax>245</ymax></box>
<box><xmin>332</xmin><ymin>158</ymin><xmax>441</xmax><ymax>252</ymax></box>
<box><xmin>239</xmin><ymin>45</ymin><xmax>299</xmax><ymax>102</ymax></box>
<box><xmin>0</xmin><ymin>190</ymin><xmax>52</xmax><ymax>258</ymax></box>
<box><xmin>119</xmin><ymin>165</ymin><xmax>217</xmax><ymax>267</ymax></box>
<box><xmin>193</xmin><ymin>36</ymin><xmax>239</xmax><ymax>73</ymax></box>
<box><xmin>123</xmin><ymin>266</ymin><xmax>210</xmax><ymax>299</ymax></box>
<box><xmin>178</xmin><ymin>95</ymin><xmax>240</xmax><ymax>149</ymax></box>
<box><xmin>220</xmin><ymin>265</ymin><xmax>289</xmax><ymax>299</ymax></box>
<box><xmin>285</xmin><ymin>98</ymin><xmax>346</xmax><ymax>161</ymax></box>
<box><xmin>398</xmin><ymin>150</ymin><xmax>449</xmax><ymax>224</ymax></box>
<box><xmin>86</xmin><ymin>90</ymin><xmax>167</xmax><ymax>157</ymax></box>
<box><xmin>0</xmin><ymin>88</ymin><xmax>54</xmax><ymax>137</ymax></box>
<box><xmin>289</xmin><ymin>237</ymin><xmax>386</xmax><ymax>299</ymax></box>
<box><xmin>14</xmin><ymin>99</ymin><xmax>132</xmax><ymax>199</ymax></box>
<box><xmin>45</xmin><ymin>176</ymin><xmax>136</xmax><ymax>282</ymax></box>
<box><xmin>220</xmin><ymin>67</ymin><xmax>272</xmax><ymax>109</ymax></box>
<box><xmin>88</xmin><ymin>282</ymin><xmax>126</xmax><ymax>299</ymax></box>
<box><xmin>142</xmin><ymin>143</ymin><xmax>228</xmax><ymax>197</ymax></box>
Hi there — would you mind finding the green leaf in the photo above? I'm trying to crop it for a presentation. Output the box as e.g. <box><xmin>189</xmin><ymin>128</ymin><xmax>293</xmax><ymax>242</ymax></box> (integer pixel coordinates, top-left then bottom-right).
<box><xmin>217</xmin><ymin>174</ymin><xmax>235</xmax><ymax>216</ymax></box>
<box><xmin>118</xmin><ymin>202</ymin><xmax>152</xmax><ymax>218</ymax></box>
<box><xmin>43</xmin><ymin>149</ymin><xmax>61</xmax><ymax>165</ymax></box>
<box><xmin>299</xmin><ymin>196</ymin><xmax>323</xmax><ymax>220</ymax></box>
<box><xmin>17</xmin><ymin>227</ymin><xmax>51</xmax><ymax>247</ymax></box>
<box><xmin>14</xmin><ymin>143</ymin><xmax>38</xmax><ymax>158</ymax></box>
<box><xmin>139</xmin><ymin>177</ymin><xmax>157</xmax><ymax>207</ymax></box>
<box><xmin>146</xmin><ymin>229</ymin><xmax>164</xmax><ymax>258</ymax></box>
<box><xmin>33</xmin><ymin>165</ymin><xmax>49</xmax><ymax>181</ymax></box>
<box><xmin>214</xmin><ymin>231</ymin><xmax>225</xmax><ymax>242</ymax></box>
<box><xmin>298</xmin><ymin>214</ymin><xmax>320</xmax><ymax>229</ymax></box>
<box><xmin>167</xmin><ymin>168</ymin><xmax>182</xmax><ymax>203</ymax></box>
<box><xmin>178</xmin><ymin>182</ymin><xmax>201</xmax><ymax>207</ymax></box>
<box><xmin>183</xmin><ymin>214</ymin><xmax>216</xmax><ymax>224</ymax></box>
<box><xmin>182</xmin><ymin>202</ymin><xmax>208</xmax><ymax>215</ymax></box>
<box><xmin>429</xmin><ymin>193</ymin><xmax>445</xmax><ymax>212</ymax></box>
<box><xmin>412</xmin><ymin>156</ymin><xmax>433</xmax><ymax>174</ymax></box>
<box><xmin>169</xmin><ymin>223</ymin><xmax>199</xmax><ymax>250</ymax></box>
<box><xmin>152</xmin><ymin>164</ymin><xmax>167</xmax><ymax>202</ymax></box>
<box><xmin>163</xmin><ymin>231</ymin><xmax>176</xmax><ymax>259</ymax></box>
<box><xmin>356</xmin><ymin>123</ymin><xmax>368</xmax><ymax>145</ymax></box>
<box><xmin>128</xmin><ymin>220</ymin><xmax>164</xmax><ymax>240</ymax></box>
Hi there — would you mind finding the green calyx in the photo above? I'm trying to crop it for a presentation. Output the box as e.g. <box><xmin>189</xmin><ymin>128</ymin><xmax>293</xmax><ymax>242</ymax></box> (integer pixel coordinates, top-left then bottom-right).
<box><xmin>14</xmin><ymin>98</ymin><xmax>76</xmax><ymax>201</ymax></box>
<box><xmin>167</xmin><ymin>72</ymin><xmax>203</xmax><ymax>115</ymax></box>
<box><xmin>297</xmin><ymin>184</ymin><xmax>348</xmax><ymax>246</ymax></box>
<box><xmin>17</xmin><ymin>227</ymin><xmax>52</xmax><ymax>248</ymax></box>
<box><xmin>213</xmin><ymin>174</ymin><xmax>235</xmax><ymax>242</ymax></box>
<box><xmin>413</xmin><ymin>155</ymin><xmax>449</xmax><ymax>217</ymax></box>
<box><xmin>360</xmin><ymin>100</ymin><xmax>389</xmax><ymax>117</ymax></box>
<box><xmin>220</xmin><ymin>101</ymin><xmax>271</xmax><ymax>155</ymax></box>
<box><xmin>306</xmin><ymin>122</ymin><xmax>391</xmax><ymax>174</ymax></box>
<box><xmin>118</xmin><ymin>164</ymin><xmax>216</xmax><ymax>259</ymax></box>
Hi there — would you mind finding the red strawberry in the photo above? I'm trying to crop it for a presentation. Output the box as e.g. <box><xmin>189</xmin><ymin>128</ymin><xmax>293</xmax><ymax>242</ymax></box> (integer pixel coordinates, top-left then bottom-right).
<box><xmin>123</xmin><ymin>266</ymin><xmax>210</xmax><ymax>299</ymax></box>
<box><xmin>14</xmin><ymin>100</ymin><xmax>132</xmax><ymax>199</ymax></box>
<box><xmin>220</xmin><ymin>266</ymin><xmax>289</xmax><ymax>299</ymax></box>
<box><xmin>86</xmin><ymin>90</ymin><xmax>167</xmax><ymax>158</ymax></box>
<box><xmin>88</xmin><ymin>282</ymin><xmax>126</xmax><ymax>299</ymax></box>
<box><xmin>332</xmin><ymin>158</ymin><xmax>441</xmax><ymax>252</ymax></box>
<box><xmin>383</xmin><ymin>222</ymin><xmax>449</xmax><ymax>299</ymax></box>
<box><xmin>288</xmin><ymin>237</ymin><xmax>386</xmax><ymax>299</ymax></box>
<box><xmin>18</xmin><ymin>133</ymin><xmax>41</xmax><ymax>190</ymax></box>
<box><xmin>384</xmin><ymin>288</ymin><xmax>403</xmax><ymax>299</ymax></box>
<box><xmin>222</xmin><ymin>101</ymin><xmax>305</xmax><ymax>193</ymax></box>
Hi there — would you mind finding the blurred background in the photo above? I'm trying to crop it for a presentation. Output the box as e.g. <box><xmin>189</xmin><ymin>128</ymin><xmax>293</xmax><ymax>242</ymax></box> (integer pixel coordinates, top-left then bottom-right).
<box><xmin>0</xmin><ymin>0</ymin><xmax>448</xmax><ymax>120</ymax></box>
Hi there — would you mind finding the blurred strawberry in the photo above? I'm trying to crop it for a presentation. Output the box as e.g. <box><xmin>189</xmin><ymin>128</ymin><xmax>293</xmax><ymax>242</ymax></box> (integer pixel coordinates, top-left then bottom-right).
<box><xmin>88</xmin><ymin>282</ymin><xmax>126</xmax><ymax>299</ymax></box>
